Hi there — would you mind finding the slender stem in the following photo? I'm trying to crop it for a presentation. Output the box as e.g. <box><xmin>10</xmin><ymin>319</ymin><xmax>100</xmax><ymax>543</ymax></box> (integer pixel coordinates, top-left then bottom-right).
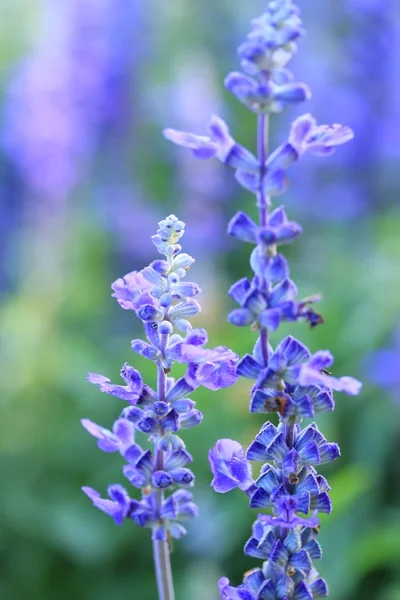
<box><xmin>257</xmin><ymin>113</ymin><xmax>269</xmax><ymax>227</ymax></box>
<box><xmin>257</xmin><ymin>113</ymin><xmax>271</xmax><ymax>365</ymax></box>
<box><xmin>153</xmin><ymin>534</ymin><xmax>174</xmax><ymax>600</ymax></box>
<box><xmin>152</xmin><ymin>333</ymin><xmax>175</xmax><ymax>600</ymax></box>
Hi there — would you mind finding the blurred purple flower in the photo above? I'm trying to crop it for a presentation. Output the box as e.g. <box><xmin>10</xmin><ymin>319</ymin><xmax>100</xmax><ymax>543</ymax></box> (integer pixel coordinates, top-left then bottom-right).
<box><xmin>285</xmin><ymin>0</ymin><xmax>398</xmax><ymax>220</ymax></box>
<box><xmin>1</xmin><ymin>0</ymin><xmax>127</xmax><ymax>201</ymax></box>
<box><xmin>364</xmin><ymin>327</ymin><xmax>400</xmax><ymax>404</ymax></box>
<box><xmin>167</xmin><ymin>58</ymin><xmax>230</xmax><ymax>265</ymax></box>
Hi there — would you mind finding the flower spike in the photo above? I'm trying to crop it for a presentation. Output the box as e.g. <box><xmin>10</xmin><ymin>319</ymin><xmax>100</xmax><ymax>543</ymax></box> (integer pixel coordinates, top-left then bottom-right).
<box><xmin>82</xmin><ymin>216</ymin><xmax>237</xmax><ymax>599</ymax></box>
<box><xmin>164</xmin><ymin>1</ymin><xmax>361</xmax><ymax>598</ymax></box>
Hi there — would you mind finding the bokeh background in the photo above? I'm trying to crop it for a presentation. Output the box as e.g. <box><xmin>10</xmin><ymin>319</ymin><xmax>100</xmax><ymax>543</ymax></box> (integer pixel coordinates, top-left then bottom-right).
<box><xmin>1</xmin><ymin>1</ymin><xmax>399</xmax><ymax>599</ymax></box>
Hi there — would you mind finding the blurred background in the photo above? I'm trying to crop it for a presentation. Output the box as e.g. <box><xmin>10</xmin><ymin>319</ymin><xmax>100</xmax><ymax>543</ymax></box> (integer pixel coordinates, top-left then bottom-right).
<box><xmin>0</xmin><ymin>0</ymin><xmax>399</xmax><ymax>599</ymax></box>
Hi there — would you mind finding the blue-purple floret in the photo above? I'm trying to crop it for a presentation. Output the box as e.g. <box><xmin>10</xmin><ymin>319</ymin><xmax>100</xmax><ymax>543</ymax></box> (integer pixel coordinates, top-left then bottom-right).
<box><xmin>163</xmin><ymin>0</ymin><xmax>362</xmax><ymax>597</ymax></box>
<box><xmin>82</xmin><ymin>215</ymin><xmax>238</xmax><ymax>541</ymax></box>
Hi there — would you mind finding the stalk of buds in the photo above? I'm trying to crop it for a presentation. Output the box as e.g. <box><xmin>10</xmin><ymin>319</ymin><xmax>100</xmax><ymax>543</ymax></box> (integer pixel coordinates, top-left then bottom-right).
<box><xmin>82</xmin><ymin>215</ymin><xmax>237</xmax><ymax>600</ymax></box>
<box><xmin>164</xmin><ymin>2</ymin><xmax>362</xmax><ymax>598</ymax></box>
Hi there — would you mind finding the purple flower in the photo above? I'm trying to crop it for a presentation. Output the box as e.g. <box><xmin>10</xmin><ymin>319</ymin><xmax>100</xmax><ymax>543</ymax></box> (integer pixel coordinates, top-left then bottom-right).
<box><xmin>289</xmin><ymin>113</ymin><xmax>354</xmax><ymax>156</ymax></box>
<box><xmin>219</xmin><ymin>577</ymin><xmax>247</xmax><ymax>600</ymax></box>
<box><xmin>209</xmin><ymin>439</ymin><xmax>253</xmax><ymax>493</ymax></box>
<box><xmin>83</xmin><ymin>214</ymin><xmax>239</xmax><ymax>598</ymax></box>
<box><xmin>297</xmin><ymin>351</ymin><xmax>362</xmax><ymax>395</ymax></box>
<box><xmin>228</xmin><ymin>206</ymin><xmax>302</xmax><ymax>247</ymax></box>
<box><xmin>241</xmin><ymin>335</ymin><xmax>362</xmax><ymax>396</ymax></box>
<box><xmin>185</xmin><ymin>346</ymin><xmax>238</xmax><ymax>391</ymax></box>
<box><xmin>1</xmin><ymin>0</ymin><xmax>121</xmax><ymax>201</ymax></box>
<box><xmin>82</xmin><ymin>485</ymin><xmax>132</xmax><ymax>526</ymax></box>
<box><xmin>111</xmin><ymin>270</ymin><xmax>154</xmax><ymax>311</ymax></box>
<box><xmin>225</xmin><ymin>71</ymin><xmax>310</xmax><ymax>113</ymax></box>
<box><xmin>246</xmin><ymin>421</ymin><xmax>340</xmax><ymax>469</ymax></box>
<box><xmin>164</xmin><ymin>115</ymin><xmax>259</xmax><ymax>173</ymax></box>
<box><xmin>168</xmin><ymin>0</ymin><xmax>363</xmax><ymax>597</ymax></box>
<box><xmin>81</xmin><ymin>417</ymin><xmax>141</xmax><ymax>457</ymax></box>
<box><xmin>258</xmin><ymin>496</ymin><xmax>319</xmax><ymax>529</ymax></box>
<box><xmin>87</xmin><ymin>363</ymin><xmax>144</xmax><ymax>404</ymax></box>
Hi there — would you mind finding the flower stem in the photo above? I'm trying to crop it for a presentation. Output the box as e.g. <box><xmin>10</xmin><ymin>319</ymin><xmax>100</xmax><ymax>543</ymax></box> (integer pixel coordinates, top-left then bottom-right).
<box><xmin>257</xmin><ymin>113</ymin><xmax>270</xmax><ymax>365</ymax></box>
<box><xmin>152</xmin><ymin>333</ymin><xmax>175</xmax><ymax>600</ymax></box>
<box><xmin>152</xmin><ymin>535</ymin><xmax>175</xmax><ymax>600</ymax></box>
<box><xmin>257</xmin><ymin>113</ymin><xmax>269</xmax><ymax>228</ymax></box>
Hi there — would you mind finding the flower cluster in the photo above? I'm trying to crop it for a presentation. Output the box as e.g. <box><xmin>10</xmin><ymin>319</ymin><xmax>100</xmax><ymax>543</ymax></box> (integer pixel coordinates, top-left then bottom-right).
<box><xmin>82</xmin><ymin>215</ymin><xmax>237</xmax><ymax>545</ymax></box>
<box><xmin>164</xmin><ymin>1</ymin><xmax>361</xmax><ymax>599</ymax></box>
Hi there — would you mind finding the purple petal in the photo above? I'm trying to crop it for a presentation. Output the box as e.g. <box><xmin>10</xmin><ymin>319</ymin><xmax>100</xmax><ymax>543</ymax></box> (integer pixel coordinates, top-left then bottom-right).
<box><xmin>209</xmin><ymin>439</ymin><xmax>253</xmax><ymax>493</ymax></box>
<box><xmin>299</xmin><ymin>364</ymin><xmax>362</xmax><ymax>395</ymax></box>
<box><xmin>163</xmin><ymin>128</ymin><xmax>217</xmax><ymax>159</ymax></box>
<box><xmin>112</xmin><ymin>419</ymin><xmax>134</xmax><ymax>446</ymax></box>
<box><xmin>259</xmin><ymin>308</ymin><xmax>281</xmax><ymax>331</ymax></box>
<box><xmin>269</xmin><ymin>279</ymin><xmax>298</xmax><ymax>307</ymax></box>
<box><xmin>87</xmin><ymin>373</ymin><xmax>110</xmax><ymax>386</ymax></box>
<box><xmin>228</xmin><ymin>277</ymin><xmax>252</xmax><ymax>304</ymax></box>
<box><xmin>82</xmin><ymin>486</ymin><xmax>101</xmax><ymax>502</ymax></box>
<box><xmin>264</xmin><ymin>168</ymin><xmax>288</xmax><ymax>196</ymax></box>
<box><xmin>306</xmin><ymin>351</ymin><xmax>333</xmax><ymax>371</ymax></box>
<box><xmin>235</xmin><ymin>170</ymin><xmax>259</xmax><ymax>192</ymax></box>
<box><xmin>274</xmin><ymin>82</ymin><xmax>311</xmax><ymax>104</ymax></box>
<box><xmin>228</xmin><ymin>211</ymin><xmax>258</xmax><ymax>243</ymax></box>
<box><xmin>289</xmin><ymin>113</ymin><xmax>316</xmax><ymax>149</ymax></box>
<box><xmin>225</xmin><ymin>71</ymin><xmax>258</xmax><ymax>99</ymax></box>
<box><xmin>81</xmin><ymin>418</ymin><xmax>111</xmax><ymax>440</ymax></box>
<box><xmin>267</xmin><ymin>142</ymin><xmax>298</xmax><ymax>171</ymax></box>
<box><xmin>209</xmin><ymin>115</ymin><xmax>231</xmax><ymax>144</ymax></box>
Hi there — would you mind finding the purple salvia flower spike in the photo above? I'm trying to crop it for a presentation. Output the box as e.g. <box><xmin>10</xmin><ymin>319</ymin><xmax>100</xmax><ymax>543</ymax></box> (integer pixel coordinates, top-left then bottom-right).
<box><xmin>82</xmin><ymin>216</ymin><xmax>237</xmax><ymax>600</ymax></box>
<box><xmin>163</xmin><ymin>1</ymin><xmax>362</xmax><ymax>598</ymax></box>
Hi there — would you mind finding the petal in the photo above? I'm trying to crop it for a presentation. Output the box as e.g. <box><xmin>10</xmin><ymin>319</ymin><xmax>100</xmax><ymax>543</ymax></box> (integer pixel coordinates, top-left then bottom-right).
<box><xmin>82</xmin><ymin>486</ymin><xmax>101</xmax><ymax>502</ymax></box>
<box><xmin>269</xmin><ymin>206</ymin><xmax>287</xmax><ymax>228</ymax></box>
<box><xmin>87</xmin><ymin>373</ymin><xmax>110</xmax><ymax>386</ymax></box>
<box><xmin>112</xmin><ymin>419</ymin><xmax>134</xmax><ymax>445</ymax></box>
<box><xmin>293</xmin><ymin>581</ymin><xmax>313</xmax><ymax>600</ymax></box>
<box><xmin>259</xmin><ymin>308</ymin><xmax>281</xmax><ymax>331</ymax></box>
<box><xmin>228</xmin><ymin>211</ymin><xmax>258</xmax><ymax>243</ymax></box>
<box><xmin>243</xmin><ymin>288</ymin><xmax>267</xmax><ymax>313</ymax></box>
<box><xmin>309</xmin><ymin>578</ymin><xmax>329</xmax><ymax>598</ymax></box>
<box><xmin>185</xmin><ymin>328</ymin><xmax>208</xmax><ymax>346</ymax></box>
<box><xmin>263</xmin><ymin>168</ymin><xmax>288</xmax><ymax>196</ymax></box>
<box><xmin>225</xmin><ymin>71</ymin><xmax>259</xmax><ymax>99</ymax></box>
<box><xmin>267</xmin><ymin>142</ymin><xmax>298</xmax><ymax>170</ymax></box>
<box><xmin>277</xmin><ymin>335</ymin><xmax>310</xmax><ymax>365</ymax></box>
<box><xmin>225</xmin><ymin>144</ymin><xmax>259</xmax><ymax>173</ymax></box>
<box><xmin>235</xmin><ymin>170</ymin><xmax>259</xmax><ymax>192</ymax></box>
<box><xmin>264</xmin><ymin>254</ymin><xmax>289</xmax><ymax>283</ymax></box>
<box><xmin>166</xmin><ymin>377</ymin><xmax>194</xmax><ymax>402</ymax></box>
<box><xmin>81</xmin><ymin>418</ymin><xmax>112</xmax><ymax>440</ymax></box>
<box><xmin>236</xmin><ymin>354</ymin><xmax>262</xmax><ymax>379</ymax></box>
<box><xmin>228</xmin><ymin>277</ymin><xmax>252</xmax><ymax>304</ymax></box>
<box><xmin>306</xmin><ymin>351</ymin><xmax>333</xmax><ymax>371</ymax></box>
<box><xmin>268</xmin><ymin>279</ymin><xmax>298</xmax><ymax>307</ymax></box>
<box><xmin>273</xmin><ymin>82</ymin><xmax>311</xmax><ymax>105</ymax></box>
<box><xmin>163</xmin><ymin>128</ymin><xmax>217</xmax><ymax>158</ymax></box>
<box><xmin>228</xmin><ymin>308</ymin><xmax>255</xmax><ymax>327</ymax></box>
<box><xmin>289</xmin><ymin>113</ymin><xmax>316</xmax><ymax>149</ymax></box>
<box><xmin>310</xmin><ymin>492</ymin><xmax>332</xmax><ymax>513</ymax></box>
